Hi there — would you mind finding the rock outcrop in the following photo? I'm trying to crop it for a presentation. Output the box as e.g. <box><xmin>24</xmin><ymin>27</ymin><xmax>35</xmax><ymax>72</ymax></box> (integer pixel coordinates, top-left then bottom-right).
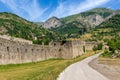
<box><xmin>86</xmin><ymin>14</ymin><xmax>104</xmax><ymax>27</ymax></box>
<box><xmin>43</xmin><ymin>17</ymin><xmax>62</xmax><ymax>28</ymax></box>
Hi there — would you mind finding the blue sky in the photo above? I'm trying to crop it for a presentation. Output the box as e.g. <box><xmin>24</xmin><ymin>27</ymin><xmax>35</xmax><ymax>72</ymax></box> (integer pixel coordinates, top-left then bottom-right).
<box><xmin>0</xmin><ymin>0</ymin><xmax>120</xmax><ymax>22</ymax></box>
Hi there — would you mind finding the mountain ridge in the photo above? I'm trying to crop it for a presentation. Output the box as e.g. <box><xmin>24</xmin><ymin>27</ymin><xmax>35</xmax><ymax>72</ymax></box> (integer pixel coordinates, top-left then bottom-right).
<box><xmin>0</xmin><ymin>8</ymin><xmax>120</xmax><ymax>44</ymax></box>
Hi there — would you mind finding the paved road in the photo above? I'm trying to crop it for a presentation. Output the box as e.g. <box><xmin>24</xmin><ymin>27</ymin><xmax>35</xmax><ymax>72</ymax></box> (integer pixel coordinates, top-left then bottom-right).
<box><xmin>57</xmin><ymin>53</ymin><xmax>109</xmax><ymax>80</ymax></box>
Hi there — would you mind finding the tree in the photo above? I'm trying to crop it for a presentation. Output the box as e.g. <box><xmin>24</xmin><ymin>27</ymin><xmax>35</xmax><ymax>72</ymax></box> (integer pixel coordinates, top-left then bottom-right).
<box><xmin>93</xmin><ymin>45</ymin><xmax>98</xmax><ymax>53</ymax></box>
<box><xmin>97</xmin><ymin>43</ymin><xmax>103</xmax><ymax>50</ymax></box>
<box><xmin>83</xmin><ymin>45</ymin><xmax>86</xmax><ymax>53</ymax></box>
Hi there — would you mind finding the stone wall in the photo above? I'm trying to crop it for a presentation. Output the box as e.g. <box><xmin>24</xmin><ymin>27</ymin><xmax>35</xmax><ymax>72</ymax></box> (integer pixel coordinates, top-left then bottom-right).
<box><xmin>0</xmin><ymin>35</ymin><xmax>32</xmax><ymax>44</ymax></box>
<box><xmin>0</xmin><ymin>38</ymin><xmax>97</xmax><ymax>65</ymax></box>
<box><xmin>71</xmin><ymin>40</ymin><xmax>98</xmax><ymax>58</ymax></box>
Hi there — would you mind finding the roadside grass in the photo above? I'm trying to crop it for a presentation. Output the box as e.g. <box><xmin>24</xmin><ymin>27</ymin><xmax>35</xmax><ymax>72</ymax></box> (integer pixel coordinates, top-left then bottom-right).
<box><xmin>0</xmin><ymin>50</ymin><xmax>100</xmax><ymax>80</ymax></box>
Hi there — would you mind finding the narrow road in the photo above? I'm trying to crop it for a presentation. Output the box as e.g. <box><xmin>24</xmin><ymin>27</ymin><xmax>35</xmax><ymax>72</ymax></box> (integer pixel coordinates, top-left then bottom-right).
<box><xmin>57</xmin><ymin>53</ymin><xmax>109</xmax><ymax>80</ymax></box>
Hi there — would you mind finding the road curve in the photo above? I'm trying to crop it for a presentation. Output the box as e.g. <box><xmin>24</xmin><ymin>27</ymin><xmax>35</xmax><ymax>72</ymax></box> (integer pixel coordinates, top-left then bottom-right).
<box><xmin>57</xmin><ymin>53</ymin><xmax>109</xmax><ymax>80</ymax></box>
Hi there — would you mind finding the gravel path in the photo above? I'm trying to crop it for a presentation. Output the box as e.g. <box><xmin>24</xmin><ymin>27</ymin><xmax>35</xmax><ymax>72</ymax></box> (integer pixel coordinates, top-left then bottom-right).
<box><xmin>57</xmin><ymin>53</ymin><xmax>109</xmax><ymax>80</ymax></box>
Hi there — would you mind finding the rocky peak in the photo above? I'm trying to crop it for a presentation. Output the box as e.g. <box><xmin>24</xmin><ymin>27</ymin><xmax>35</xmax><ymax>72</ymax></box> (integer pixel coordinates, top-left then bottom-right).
<box><xmin>86</xmin><ymin>14</ymin><xmax>104</xmax><ymax>27</ymax></box>
<box><xmin>76</xmin><ymin>14</ymin><xmax>104</xmax><ymax>28</ymax></box>
<box><xmin>43</xmin><ymin>16</ymin><xmax>62</xmax><ymax>28</ymax></box>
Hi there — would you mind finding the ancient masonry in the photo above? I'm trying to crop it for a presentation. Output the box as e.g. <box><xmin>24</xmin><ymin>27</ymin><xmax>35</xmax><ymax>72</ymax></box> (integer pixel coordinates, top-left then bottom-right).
<box><xmin>0</xmin><ymin>36</ymin><xmax>97</xmax><ymax>65</ymax></box>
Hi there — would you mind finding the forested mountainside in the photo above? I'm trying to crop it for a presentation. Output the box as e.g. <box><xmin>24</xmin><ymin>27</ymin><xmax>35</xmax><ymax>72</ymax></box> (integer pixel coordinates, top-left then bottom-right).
<box><xmin>0</xmin><ymin>12</ymin><xmax>59</xmax><ymax>45</ymax></box>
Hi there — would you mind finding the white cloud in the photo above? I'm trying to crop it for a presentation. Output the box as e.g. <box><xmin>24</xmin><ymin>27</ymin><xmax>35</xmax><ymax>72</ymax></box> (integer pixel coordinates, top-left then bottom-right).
<box><xmin>0</xmin><ymin>0</ymin><xmax>48</xmax><ymax>21</ymax></box>
<box><xmin>48</xmin><ymin>0</ymin><xmax>110</xmax><ymax>19</ymax></box>
<box><xmin>0</xmin><ymin>0</ymin><xmax>111</xmax><ymax>22</ymax></box>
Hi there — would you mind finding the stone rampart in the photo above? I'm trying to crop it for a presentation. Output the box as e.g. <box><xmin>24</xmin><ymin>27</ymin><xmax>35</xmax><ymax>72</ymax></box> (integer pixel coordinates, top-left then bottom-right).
<box><xmin>0</xmin><ymin>38</ymin><xmax>97</xmax><ymax>65</ymax></box>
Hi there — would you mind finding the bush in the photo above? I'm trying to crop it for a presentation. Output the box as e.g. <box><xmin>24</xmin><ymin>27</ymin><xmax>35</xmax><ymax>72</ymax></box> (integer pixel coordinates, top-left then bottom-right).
<box><xmin>101</xmin><ymin>50</ymin><xmax>113</xmax><ymax>58</ymax></box>
<box><xmin>93</xmin><ymin>43</ymin><xmax>103</xmax><ymax>52</ymax></box>
<box><xmin>93</xmin><ymin>45</ymin><xmax>98</xmax><ymax>53</ymax></box>
<box><xmin>97</xmin><ymin>43</ymin><xmax>103</xmax><ymax>50</ymax></box>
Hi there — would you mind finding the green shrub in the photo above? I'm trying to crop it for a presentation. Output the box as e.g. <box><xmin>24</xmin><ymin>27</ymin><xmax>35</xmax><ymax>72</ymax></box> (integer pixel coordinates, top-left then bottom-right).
<box><xmin>101</xmin><ymin>50</ymin><xmax>113</xmax><ymax>58</ymax></box>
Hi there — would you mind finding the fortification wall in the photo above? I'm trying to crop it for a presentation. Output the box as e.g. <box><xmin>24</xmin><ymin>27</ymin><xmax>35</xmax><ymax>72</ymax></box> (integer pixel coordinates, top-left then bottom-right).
<box><xmin>71</xmin><ymin>41</ymin><xmax>84</xmax><ymax>58</ymax></box>
<box><xmin>0</xmin><ymin>38</ymin><xmax>73</xmax><ymax>64</ymax></box>
<box><xmin>0</xmin><ymin>35</ymin><xmax>32</xmax><ymax>44</ymax></box>
<box><xmin>0</xmin><ymin>37</ymin><xmax>97</xmax><ymax>65</ymax></box>
<box><xmin>71</xmin><ymin>40</ymin><xmax>97</xmax><ymax>58</ymax></box>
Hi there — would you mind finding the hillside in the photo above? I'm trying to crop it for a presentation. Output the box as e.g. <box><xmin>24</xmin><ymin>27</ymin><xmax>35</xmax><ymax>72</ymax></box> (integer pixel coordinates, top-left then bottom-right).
<box><xmin>97</xmin><ymin>14</ymin><xmax>120</xmax><ymax>39</ymax></box>
<box><xmin>0</xmin><ymin>12</ymin><xmax>58</xmax><ymax>44</ymax></box>
<box><xmin>0</xmin><ymin>8</ymin><xmax>119</xmax><ymax>44</ymax></box>
<box><xmin>61</xmin><ymin>8</ymin><xmax>113</xmax><ymax>23</ymax></box>
<box><xmin>80</xmin><ymin>14</ymin><xmax>120</xmax><ymax>41</ymax></box>
<box><xmin>50</xmin><ymin>8</ymin><xmax>113</xmax><ymax>38</ymax></box>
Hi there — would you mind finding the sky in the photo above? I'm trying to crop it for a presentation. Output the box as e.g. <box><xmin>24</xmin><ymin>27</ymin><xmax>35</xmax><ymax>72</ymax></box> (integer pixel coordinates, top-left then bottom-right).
<box><xmin>0</xmin><ymin>0</ymin><xmax>120</xmax><ymax>22</ymax></box>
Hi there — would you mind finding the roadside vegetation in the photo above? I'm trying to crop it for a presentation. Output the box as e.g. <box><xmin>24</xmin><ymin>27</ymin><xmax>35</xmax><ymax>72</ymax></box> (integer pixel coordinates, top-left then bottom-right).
<box><xmin>101</xmin><ymin>39</ymin><xmax>120</xmax><ymax>58</ymax></box>
<box><xmin>0</xmin><ymin>50</ymin><xmax>100</xmax><ymax>80</ymax></box>
<box><xmin>85</xmin><ymin>14</ymin><xmax>120</xmax><ymax>59</ymax></box>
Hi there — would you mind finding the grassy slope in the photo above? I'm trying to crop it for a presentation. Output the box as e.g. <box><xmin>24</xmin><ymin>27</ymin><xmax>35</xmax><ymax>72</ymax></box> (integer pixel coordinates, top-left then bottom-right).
<box><xmin>0</xmin><ymin>50</ymin><xmax>100</xmax><ymax>80</ymax></box>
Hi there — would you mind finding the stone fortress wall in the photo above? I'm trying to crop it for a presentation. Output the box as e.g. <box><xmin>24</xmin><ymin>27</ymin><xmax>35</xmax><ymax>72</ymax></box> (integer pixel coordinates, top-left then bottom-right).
<box><xmin>0</xmin><ymin>36</ymin><xmax>98</xmax><ymax>65</ymax></box>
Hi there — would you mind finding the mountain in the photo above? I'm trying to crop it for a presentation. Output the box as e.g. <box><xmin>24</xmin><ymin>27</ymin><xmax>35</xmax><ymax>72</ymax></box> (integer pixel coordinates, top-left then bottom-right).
<box><xmin>0</xmin><ymin>8</ymin><xmax>120</xmax><ymax>44</ymax></box>
<box><xmin>61</xmin><ymin>8</ymin><xmax>113</xmax><ymax>23</ymax></box>
<box><xmin>49</xmin><ymin>8</ymin><xmax>114</xmax><ymax>38</ymax></box>
<box><xmin>79</xmin><ymin>14</ymin><xmax>120</xmax><ymax>41</ymax></box>
<box><xmin>0</xmin><ymin>12</ymin><xmax>59</xmax><ymax>44</ymax></box>
<box><xmin>43</xmin><ymin>17</ymin><xmax>62</xmax><ymax>28</ymax></box>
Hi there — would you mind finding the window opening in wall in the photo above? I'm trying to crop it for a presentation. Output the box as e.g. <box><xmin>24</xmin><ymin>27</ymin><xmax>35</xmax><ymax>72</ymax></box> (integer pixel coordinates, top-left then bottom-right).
<box><xmin>25</xmin><ymin>49</ymin><xmax>27</xmax><ymax>52</ymax></box>
<box><xmin>0</xmin><ymin>43</ymin><xmax>2</xmax><ymax>46</ymax></box>
<box><xmin>31</xmin><ymin>49</ymin><xmax>34</xmax><ymax>52</ymax></box>
<box><xmin>41</xmin><ymin>49</ymin><xmax>44</xmax><ymax>51</ymax></box>
<box><xmin>37</xmin><ymin>49</ymin><xmax>39</xmax><ymax>51</ymax></box>
<box><xmin>54</xmin><ymin>43</ymin><xmax>56</xmax><ymax>46</ymax></box>
<box><xmin>0</xmin><ymin>55</ymin><xmax>2</xmax><ymax>59</ymax></box>
<box><xmin>7</xmin><ymin>47</ymin><xmax>9</xmax><ymax>52</ymax></box>
<box><xmin>59</xmin><ymin>48</ymin><xmax>62</xmax><ymax>51</ymax></box>
<box><xmin>17</xmin><ymin>48</ymin><xmax>19</xmax><ymax>52</ymax></box>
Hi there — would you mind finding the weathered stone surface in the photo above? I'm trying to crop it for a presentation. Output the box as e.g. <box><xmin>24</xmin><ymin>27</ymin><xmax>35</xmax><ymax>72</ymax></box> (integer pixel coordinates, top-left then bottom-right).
<box><xmin>43</xmin><ymin>17</ymin><xmax>62</xmax><ymax>28</ymax></box>
<box><xmin>0</xmin><ymin>37</ymin><xmax>97</xmax><ymax>65</ymax></box>
<box><xmin>86</xmin><ymin>14</ymin><xmax>104</xmax><ymax>27</ymax></box>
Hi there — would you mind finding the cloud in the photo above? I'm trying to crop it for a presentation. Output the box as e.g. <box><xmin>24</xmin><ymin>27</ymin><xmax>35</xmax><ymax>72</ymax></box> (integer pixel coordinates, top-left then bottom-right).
<box><xmin>0</xmin><ymin>0</ymin><xmax>48</xmax><ymax>22</ymax></box>
<box><xmin>48</xmin><ymin>0</ymin><xmax>110</xmax><ymax>19</ymax></box>
<box><xmin>0</xmin><ymin>0</ymin><xmax>111</xmax><ymax>22</ymax></box>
